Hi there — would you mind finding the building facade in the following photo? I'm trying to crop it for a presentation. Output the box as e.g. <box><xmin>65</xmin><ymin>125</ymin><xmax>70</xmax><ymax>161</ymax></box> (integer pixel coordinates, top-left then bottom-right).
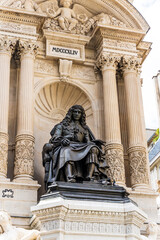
<box><xmin>0</xmin><ymin>0</ymin><xmax>158</xmax><ymax>234</ymax></box>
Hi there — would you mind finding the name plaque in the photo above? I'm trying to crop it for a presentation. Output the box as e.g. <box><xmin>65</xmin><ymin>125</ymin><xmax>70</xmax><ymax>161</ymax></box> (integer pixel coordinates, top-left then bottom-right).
<box><xmin>47</xmin><ymin>44</ymin><xmax>81</xmax><ymax>59</ymax></box>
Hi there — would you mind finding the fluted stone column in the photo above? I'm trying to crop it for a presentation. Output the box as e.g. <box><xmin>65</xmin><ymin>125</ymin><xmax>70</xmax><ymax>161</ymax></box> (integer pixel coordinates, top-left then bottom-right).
<box><xmin>122</xmin><ymin>57</ymin><xmax>150</xmax><ymax>189</ymax></box>
<box><xmin>97</xmin><ymin>54</ymin><xmax>125</xmax><ymax>186</ymax></box>
<box><xmin>0</xmin><ymin>38</ymin><xmax>15</xmax><ymax>179</ymax></box>
<box><xmin>14</xmin><ymin>42</ymin><xmax>38</xmax><ymax>181</ymax></box>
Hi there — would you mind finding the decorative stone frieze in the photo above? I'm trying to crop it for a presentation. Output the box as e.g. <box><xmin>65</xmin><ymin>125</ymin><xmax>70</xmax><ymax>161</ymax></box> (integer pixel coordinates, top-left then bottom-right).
<box><xmin>0</xmin><ymin>133</ymin><xmax>8</xmax><ymax>178</ymax></box>
<box><xmin>105</xmin><ymin>144</ymin><xmax>125</xmax><ymax>185</ymax></box>
<box><xmin>59</xmin><ymin>59</ymin><xmax>72</xmax><ymax>82</ymax></box>
<box><xmin>2</xmin><ymin>0</ymin><xmax>42</xmax><ymax>13</ymax></box>
<box><xmin>128</xmin><ymin>146</ymin><xmax>149</xmax><ymax>188</ymax></box>
<box><xmin>14</xmin><ymin>134</ymin><xmax>34</xmax><ymax>178</ymax></box>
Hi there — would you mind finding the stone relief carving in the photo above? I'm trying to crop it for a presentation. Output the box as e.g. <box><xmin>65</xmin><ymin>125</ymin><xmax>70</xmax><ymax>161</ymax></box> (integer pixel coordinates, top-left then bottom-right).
<box><xmin>0</xmin><ymin>210</ymin><xmax>41</xmax><ymax>239</ymax></box>
<box><xmin>1</xmin><ymin>0</ymin><xmax>43</xmax><ymax>13</ymax></box>
<box><xmin>42</xmin><ymin>0</ymin><xmax>127</xmax><ymax>35</ymax></box>
<box><xmin>141</xmin><ymin>222</ymin><xmax>158</xmax><ymax>240</ymax></box>
<box><xmin>0</xmin><ymin>133</ymin><xmax>8</xmax><ymax>177</ymax></box>
<box><xmin>105</xmin><ymin>144</ymin><xmax>125</xmax><ymax>184</ymax></box>
<box><xmin>34</xmin><ymin>59</ymin><xmax>58</xmax><ymax>75</ymax></box>
<box><xmin>0</xmin><ymin>37</ymin><xmax>15</xmax><ymax>53</ymax></box>
<box><xmin>128</xmin><ymin>147</ymin><xmax>149</xmax><ymax>186</ymax></box>
<box><xmin>19</xmin><ymin>41</ymin><xmax>39</xmax><ymax>57</ymax></box>
<box><xmin>14</xmin><ymin>135</ymin><xmax>34</xmax><ymax>177</ymax></box>
<box><xmin>59</xmin><ymin>59</ymin><xmax>72</xmax><ymax>81</ymax></box>
<box><xmin>96</xmin><ymin>53</ymin><xmax>120</xmax><ymax>70</ymax></box>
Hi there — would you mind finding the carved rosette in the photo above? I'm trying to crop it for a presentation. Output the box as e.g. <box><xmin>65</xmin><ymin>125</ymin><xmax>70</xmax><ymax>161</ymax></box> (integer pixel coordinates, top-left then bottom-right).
<box><xmin>105</xmin><ymin>144</ymin><xmax>125</xmax><ymax>185</ymax></box>
<box><xmin>128</xmin><ymin>146</ymin><xmax>149</xmax><ymax>187</ymax></box>
<box><xmin>14</xmin><ymin>135</ymin><xmax>35</xmax><ymax>179</ymax></box>
<box><xmin>19</xmin><ymin>41</ymin><xmax>39</xmax><ymax>58</ymax></box>
<box><xmin>0</xmin><ymin>133</ymin><xmax>8</xmax><ymax>178</ymax></box>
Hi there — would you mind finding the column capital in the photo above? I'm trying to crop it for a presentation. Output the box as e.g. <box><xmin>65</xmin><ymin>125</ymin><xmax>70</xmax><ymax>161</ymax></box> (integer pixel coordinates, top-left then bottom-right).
<box><xmin>96</xmin><ymin>53</ymin><xmax>121</xmax><ymax>71</ymax></box>
<box><xmin>19</xmin><ymin>41</ymin><xmax>39</xmax><ymax>59</ymax></box>
<box><xmin>0</xmin><ymin>37</ymin><xmax>16</xmax><ymax>55</ymax></box>
<box><xmin>121</xmin><ymin>56</ymin><xmax>141</xmax><ymax>74</ymax></box>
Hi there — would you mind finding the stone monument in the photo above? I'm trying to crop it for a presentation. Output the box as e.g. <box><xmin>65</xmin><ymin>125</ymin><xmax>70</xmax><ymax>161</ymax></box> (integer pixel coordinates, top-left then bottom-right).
<box><xmin>0</xmin><ymin>0</ymin><xmax>159</xmax><ymax>238</ymax></box>
<box><xmin>30</xmin><ymin>105</ymin><xmax>148</xmax><ymax>240</ymax></box>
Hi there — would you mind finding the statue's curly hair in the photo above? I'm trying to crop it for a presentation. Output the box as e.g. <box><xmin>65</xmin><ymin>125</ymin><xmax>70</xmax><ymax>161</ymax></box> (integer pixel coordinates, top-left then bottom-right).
<box><xmin>60</xmin><ymin>0</ymin><xmax>72</xmax><ymax>6</ymax></box>
<box><xmin>61</xmin><ymin>105</ymin><xmax>87</xmax><ymax>128</ymax></box>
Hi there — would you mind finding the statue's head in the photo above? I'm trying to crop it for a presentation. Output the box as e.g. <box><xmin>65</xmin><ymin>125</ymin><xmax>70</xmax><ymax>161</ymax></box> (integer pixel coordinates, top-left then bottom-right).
<box><xmin>60</xmin><ymin>0</ymin><xmax>72</xmax><ymax>7</ymax></box>
<box><xmin>0</xmin><ymin>210</ymin><xmax>11</xmax><ymax>232</ymax></box>
<box><xmin>61</xmin><ymin>105</ymin><xmax>86</xmax><ymax>127</ymax></box>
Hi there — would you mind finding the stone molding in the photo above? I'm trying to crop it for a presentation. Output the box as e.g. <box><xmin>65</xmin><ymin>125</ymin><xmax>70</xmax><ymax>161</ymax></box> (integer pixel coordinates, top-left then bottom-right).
<box><xmin>14</xmin><ymin>134</ymin><xmax>35</xmax><ymax>179</ymax></box>
<box><xmin>31</xmin><ymin>199</ymin><xmax>147</xmax><ymax>240</ymax></box>
<box><xmin>0</xmin><ymin>132</ymin><xmax>8</xmax><ymax>178</ymax></box>
<box><xmin>128</xmin><ymin>146</ymin><xmax>150</xmax><ymax>187</ymax></box>
<box><xmin>105</xmin><ymin>143</ymin><xmax>125</xmax><ymax>185</ymax></box>
<box><xmin>0</xmin><ymin>37</ymin><xmax>15</xmax><ymax>54</ymax></box>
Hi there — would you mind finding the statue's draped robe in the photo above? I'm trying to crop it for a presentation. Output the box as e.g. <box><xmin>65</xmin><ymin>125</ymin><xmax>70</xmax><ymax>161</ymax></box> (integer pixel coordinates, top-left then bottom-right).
<box><xmin>46</xmin><ymin>122</ymin><xmax>107</xmax><ymax>183</ymax></box>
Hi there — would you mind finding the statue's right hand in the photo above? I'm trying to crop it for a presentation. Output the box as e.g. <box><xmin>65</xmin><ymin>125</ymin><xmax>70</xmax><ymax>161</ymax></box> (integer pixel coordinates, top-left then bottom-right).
<box><xmin>61</xmin><ymin>139</ymin><xmax>70</xmax><ymax>146</ymax></box>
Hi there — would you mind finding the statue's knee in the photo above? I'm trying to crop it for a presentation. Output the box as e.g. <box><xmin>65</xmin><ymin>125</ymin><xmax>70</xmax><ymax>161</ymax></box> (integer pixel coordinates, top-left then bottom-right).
<box><xmin>90</xmin><ymin>147</ymin><xmax>98</xmax><ymax>154</ymax></box>
<box><xmin>59</xmin><ymin>17</ymin><xmax>64</xmax><ymax>23</ymax></box>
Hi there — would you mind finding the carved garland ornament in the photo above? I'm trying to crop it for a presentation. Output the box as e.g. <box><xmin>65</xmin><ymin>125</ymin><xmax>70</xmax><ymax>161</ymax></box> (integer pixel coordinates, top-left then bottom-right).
<box><xmin>14</xmin><ymin>134</ymin><xmax>34</xmax><ymax>177</ymax></box>
<box><xmin>0</xmin><ymin>133</ymin><xmax>8</xmax><ymax>177</ymax></box>
<box><xmin>128</xmin><ymin>147</ymin><xmax>149</xmax><ymax>186</ymax></box>
<box><xmin>105</xmin><ymin>144</ymin><xmax>125</xmax><ymax>184</ymax></box>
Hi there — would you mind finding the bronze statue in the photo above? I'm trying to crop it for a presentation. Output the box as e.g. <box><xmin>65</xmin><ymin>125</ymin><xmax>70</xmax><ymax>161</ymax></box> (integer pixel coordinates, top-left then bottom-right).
<box><xmin>42</xmin><ymin>105</ymin><xmax>109</xmax><ymax>190</ymax></box>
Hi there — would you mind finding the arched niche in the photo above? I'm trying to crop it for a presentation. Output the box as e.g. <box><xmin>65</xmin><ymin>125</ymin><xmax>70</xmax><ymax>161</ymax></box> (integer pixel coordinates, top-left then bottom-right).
<box><xmin>34</xmin><ymin>81</ymin><xmax>94</xmax><ymax>195</ymax></box>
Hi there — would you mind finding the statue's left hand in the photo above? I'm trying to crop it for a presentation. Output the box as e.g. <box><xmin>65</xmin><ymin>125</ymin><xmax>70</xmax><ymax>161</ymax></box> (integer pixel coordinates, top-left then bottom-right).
<box><xmin>61</xmin><ymin>138</ymin><xmax>70</xmax><ymax>146</ymax></box>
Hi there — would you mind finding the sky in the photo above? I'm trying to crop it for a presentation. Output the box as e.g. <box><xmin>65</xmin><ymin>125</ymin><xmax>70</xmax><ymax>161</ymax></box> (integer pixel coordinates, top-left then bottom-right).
<box><xmin>133</xmin><ymin>0</ymin><xmax>160</xmax><ymax>129</ymax></box>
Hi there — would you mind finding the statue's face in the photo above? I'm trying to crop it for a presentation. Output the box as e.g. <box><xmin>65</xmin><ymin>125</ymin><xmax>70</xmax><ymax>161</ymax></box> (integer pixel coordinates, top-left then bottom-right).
<box><xmin>63</xmin><ymin>0</ymin><xmax>71</xmax><ymax>7</ymax></box>
<box><xmin>72</xmin><ymin>108</ymin><xmax>82</xmax><ymax>121</ymax></box>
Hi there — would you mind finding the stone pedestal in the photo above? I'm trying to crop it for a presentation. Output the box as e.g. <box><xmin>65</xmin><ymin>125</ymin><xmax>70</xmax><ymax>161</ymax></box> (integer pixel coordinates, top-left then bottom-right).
<box><xmin>31</xmin><ymin>183</ymin><xmax>147</xmax><ymax>240</ymax></box>
<box><xmin>0</xmin><ymin>180</ymin><xmax>40</xmax><ymax>228</ymax></box>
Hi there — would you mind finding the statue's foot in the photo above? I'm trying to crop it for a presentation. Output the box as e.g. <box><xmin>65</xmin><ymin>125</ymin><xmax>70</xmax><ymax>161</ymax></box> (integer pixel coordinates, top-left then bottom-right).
<box><xmin>85</xmin><ymin>176</ymin><xmax>94</xmax><ymax>181</ymax></box>
<box><xmin>67</xmin><ymin>176</ymin><xmax>76</xmax><ymax>183</ymax></box>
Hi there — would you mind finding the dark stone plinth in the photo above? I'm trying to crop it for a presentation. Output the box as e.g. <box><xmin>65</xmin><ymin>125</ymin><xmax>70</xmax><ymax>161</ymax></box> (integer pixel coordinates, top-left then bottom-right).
<box><xmin>41</xmin><ymin>182</ymin><xmax>132</xmax><ymax>204</ymax></box>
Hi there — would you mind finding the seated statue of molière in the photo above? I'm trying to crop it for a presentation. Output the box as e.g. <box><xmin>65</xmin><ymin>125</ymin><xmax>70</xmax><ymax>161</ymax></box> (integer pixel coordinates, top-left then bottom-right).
<box><xmin>42</xmin><ymin>105</ymin><xmax>110</xmax><ymax>190</ymax></box>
